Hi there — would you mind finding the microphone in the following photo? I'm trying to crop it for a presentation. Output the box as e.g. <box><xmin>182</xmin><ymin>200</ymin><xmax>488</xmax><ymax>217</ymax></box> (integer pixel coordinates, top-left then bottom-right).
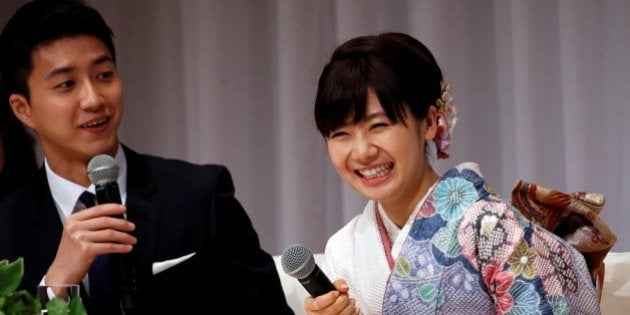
<box><xmin>281</xmin><ymin>244</ymin><xmax>335</xmax><ymax>297</ymax></box>
<box><xmin>87</xmin><ymin>155</ymin><xmax>123</xmax><ymax>216</ymax></box>
<box><xmin>87</xmin><ymin>154</ymin><xmax>139</xmax><ymax>314</ymax></box>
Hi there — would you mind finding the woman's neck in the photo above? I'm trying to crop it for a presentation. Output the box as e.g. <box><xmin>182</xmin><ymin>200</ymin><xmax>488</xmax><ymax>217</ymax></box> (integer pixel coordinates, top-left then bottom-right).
<box><xmin>381</xmin><ymin>169</ymin><xmax>439</xmax><ymax>228</ymax></box>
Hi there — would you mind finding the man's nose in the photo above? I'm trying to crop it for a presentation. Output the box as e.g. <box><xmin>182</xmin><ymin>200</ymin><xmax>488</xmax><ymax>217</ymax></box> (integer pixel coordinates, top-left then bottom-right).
<box><xmin>79</xmin><ymin>81</ymin><xmax>104</xmax><ymax>110</ymax></box>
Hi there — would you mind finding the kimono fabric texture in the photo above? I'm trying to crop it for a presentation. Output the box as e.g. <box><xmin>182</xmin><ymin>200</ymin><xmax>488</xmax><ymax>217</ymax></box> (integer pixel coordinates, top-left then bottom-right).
<box><xmin>323</xmin><ymin>162</ymin><xmax>601</xmax><ymax>315</ymax></box>
<box><xmin>511</xmin><ymin>179</ymin><xmax>617</xmax><ymax>301</ymax></box>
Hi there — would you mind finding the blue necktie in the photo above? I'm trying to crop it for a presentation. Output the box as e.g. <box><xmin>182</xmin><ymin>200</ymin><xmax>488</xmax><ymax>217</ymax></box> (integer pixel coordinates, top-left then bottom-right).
<box><xmin>77</xmin><ymin>191</ymin><xmax>115</xmax><ymax>312</ymax></box>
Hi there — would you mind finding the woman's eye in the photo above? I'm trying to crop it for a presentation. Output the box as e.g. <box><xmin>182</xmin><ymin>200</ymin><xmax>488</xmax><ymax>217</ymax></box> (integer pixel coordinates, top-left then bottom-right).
<box><xmin>371</xmin><ymin>122</ymin><xmax>388</xmax><ymax>130</ymax></box>
<box><xmin>329</xmin><ymin>131</ymin><xmax>348</xmax><ymax>139</ymax></box>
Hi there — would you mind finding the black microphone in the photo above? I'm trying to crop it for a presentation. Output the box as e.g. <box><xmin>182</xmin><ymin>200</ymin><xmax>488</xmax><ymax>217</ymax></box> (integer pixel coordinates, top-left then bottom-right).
<box><xmin>281</xmin><ymin>244</ymin><xmax>335</xmax><ymax>297</ymax></box>
<box><xmin>87</xmin><ymin>154</ymin><xmax>139</xmax><ymax>314</ymax></box>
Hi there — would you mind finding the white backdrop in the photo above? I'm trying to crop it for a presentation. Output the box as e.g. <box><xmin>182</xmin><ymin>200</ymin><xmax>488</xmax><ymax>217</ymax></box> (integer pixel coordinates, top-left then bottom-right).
<box><xmin>2</xmin><ymin>0</ymin><xmax>628</xmax><ymax>255</ymax></box>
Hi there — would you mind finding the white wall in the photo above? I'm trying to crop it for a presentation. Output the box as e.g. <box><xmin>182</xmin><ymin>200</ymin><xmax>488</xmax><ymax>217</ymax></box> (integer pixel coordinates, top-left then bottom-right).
<box><xmin>2</xmin><ymin>0</ymin><xmax>628</xmax><ymax>254</ymax></box>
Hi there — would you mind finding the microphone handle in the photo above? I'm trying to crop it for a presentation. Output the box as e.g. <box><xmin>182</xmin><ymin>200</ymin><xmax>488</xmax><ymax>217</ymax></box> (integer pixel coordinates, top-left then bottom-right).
<box><xmin>95</xmin><ymin>182</ymin><xmax>139</xmax><ymax>314</ymax></box>
<box><xmin>299</xmin><ymin>265</ymin><xmax>336</xmax><ymax>297</ymax></box>
<box><xmin>95</xmin><ymin>182</ymin><xmax>123</xmax><ymax>216</ymax></box>
<box><xmin>110</xmin><ymin>255</ymin><xmax>139</xmax><ymax>314</ymax></box>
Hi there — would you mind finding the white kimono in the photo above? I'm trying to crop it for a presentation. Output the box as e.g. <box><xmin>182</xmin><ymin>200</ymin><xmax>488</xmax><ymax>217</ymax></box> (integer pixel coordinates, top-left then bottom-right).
<box><xmin>322</xmin><ymin>187</ymin><xmax>431</xmax><ymax>315</ymax></box>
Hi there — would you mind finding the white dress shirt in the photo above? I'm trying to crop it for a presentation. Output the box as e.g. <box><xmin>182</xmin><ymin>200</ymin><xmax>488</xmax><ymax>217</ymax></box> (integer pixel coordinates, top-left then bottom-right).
<box><xmin>46</xmin><ymin>144</ymin><xmax>128</xmax><ymax>220</ymax></box>
<box><xmin>41</xmin><ymin>144</ymin><xmax>128</xmax><ymax>291</ymax></box>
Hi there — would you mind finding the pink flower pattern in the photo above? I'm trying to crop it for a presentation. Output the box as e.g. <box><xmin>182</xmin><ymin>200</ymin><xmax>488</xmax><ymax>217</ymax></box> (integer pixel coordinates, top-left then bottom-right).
<box><xmin>531</xmin><ymin>228</ymin><xmax>578</xmax><ymax>295</ymax></box>
<box><xmin>482</xmin><ymin>264</ymin><xmax>515</xmax><ymax>314</ymax></box>
<box><xmin>459</xmin><ymin>201</ymin><xmax>522</xmax><ymax>269</ymax></box>
<box><xmin>417</xmin><ymin>194</ymin><xmax>437</xmax><ymax>218</ymax></box>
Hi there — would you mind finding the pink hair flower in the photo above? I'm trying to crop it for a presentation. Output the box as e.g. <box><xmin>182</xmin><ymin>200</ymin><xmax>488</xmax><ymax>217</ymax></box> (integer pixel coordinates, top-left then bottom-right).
<box><xmin>433</xmin><ymin>84</ymin><xmax>458</xmax><ymax>159</ymax></box>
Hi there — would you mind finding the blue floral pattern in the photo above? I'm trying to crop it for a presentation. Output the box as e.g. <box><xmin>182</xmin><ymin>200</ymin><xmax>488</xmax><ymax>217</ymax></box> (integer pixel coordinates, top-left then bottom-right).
<box><xmin>434</xmin><ymin>177</ymin><xmax>478</xmax><ymax>220</ymax></box>
<box><xmin>382</xmin><ymin>163</ymin><xmax>600</xmax><ymax>314</ymax></box>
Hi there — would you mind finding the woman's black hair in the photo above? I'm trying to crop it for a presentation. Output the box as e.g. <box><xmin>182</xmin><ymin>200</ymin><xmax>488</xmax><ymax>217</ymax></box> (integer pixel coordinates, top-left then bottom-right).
<box><xmin>314</xmin><ymin>32</ymin><xmax>443</xmax><ymax>137</ymax></box>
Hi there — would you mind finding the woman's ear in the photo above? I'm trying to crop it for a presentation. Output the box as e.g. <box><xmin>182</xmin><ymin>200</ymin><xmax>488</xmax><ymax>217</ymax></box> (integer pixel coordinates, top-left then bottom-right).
<box><xmin>423</xmin><ymin>106</ymin><xmax>438</xmax><ymax>141</ymax></box>
<box><xmin>9</xmin><ymin>94</ymin><xmax>36</xmax><ymax>129</ymax></box>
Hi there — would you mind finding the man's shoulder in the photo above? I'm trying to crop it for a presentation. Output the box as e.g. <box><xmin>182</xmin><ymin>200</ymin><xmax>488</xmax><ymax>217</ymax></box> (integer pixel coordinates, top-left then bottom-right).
<box><xmin>124</xmin><ymin>147</ymin><xmax>233</xmax><ymax>191</ymax></box>
<box><xmin>0</xmin><ymin>168</ymin><xmax>47</xmax><ymax>209</ymax></box>
<box><xmin>0</xmin><ymin>189</ymin><xmax>19</xmax><ymax>210</ymax></box>
<box><xmin>124</xmin><ymin>146</ymin><xmax>228</xmax><ymax>174</ymax></box>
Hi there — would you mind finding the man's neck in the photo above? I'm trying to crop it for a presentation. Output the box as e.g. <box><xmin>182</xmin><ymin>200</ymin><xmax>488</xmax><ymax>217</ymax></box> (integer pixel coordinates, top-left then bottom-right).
<box><xmin>43</xmin><ymin>145</ymin><xmax>120</xmax><ymax>187</ymax></box>
<box><xmin>45</xmin><ymin>157</ymin><xmax>91</xmax><ymax>187</ymax></box>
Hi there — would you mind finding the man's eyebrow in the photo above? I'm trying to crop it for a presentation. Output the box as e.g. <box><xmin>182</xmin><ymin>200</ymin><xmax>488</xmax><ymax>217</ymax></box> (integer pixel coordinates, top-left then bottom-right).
<box><xmin>92</xmin><ymin>54</ymin><xmax>113</xmax><ymax>66</ymax></box>
<box><xmin>46</xmin><ymin>65</ymin><xmax>74</xmax><ymax>79</ymax></box>
<box><xmin>45</xmin><ymin>54</ymin><xmax>114</xmax><ymax>79</ymax></box>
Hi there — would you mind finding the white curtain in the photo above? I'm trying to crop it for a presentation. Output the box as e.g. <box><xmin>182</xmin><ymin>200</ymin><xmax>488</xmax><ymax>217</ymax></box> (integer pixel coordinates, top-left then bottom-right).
<box><xmin>2</xmin><ymin>0</ymin><xmax>628</xmax><ymax>255</ymax></box>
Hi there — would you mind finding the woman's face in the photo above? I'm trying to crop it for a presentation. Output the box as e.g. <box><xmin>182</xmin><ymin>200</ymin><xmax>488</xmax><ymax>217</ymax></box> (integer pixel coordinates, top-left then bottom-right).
<box><xmin>326</xmin><ymin>88</ymin><xmax>437</xmax><ymax>213</ymax></box>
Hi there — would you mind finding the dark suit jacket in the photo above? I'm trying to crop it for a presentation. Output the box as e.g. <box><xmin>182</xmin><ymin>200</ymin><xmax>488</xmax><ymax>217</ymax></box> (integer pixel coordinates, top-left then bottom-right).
<box><xmin>0</xmin><ymin>145</ymin><xmax>293</xmax><ymax>314</ymax></box>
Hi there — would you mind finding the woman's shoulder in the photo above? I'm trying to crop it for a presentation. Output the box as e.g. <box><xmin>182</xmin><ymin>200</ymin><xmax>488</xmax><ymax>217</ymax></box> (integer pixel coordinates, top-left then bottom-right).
<box><xmin>327</xmin><ymin>201</ymin><xmax>374</xmax><ymax>247</ymax></box>
<box><xmin>325</xmin><ymin>200</ymin><xmax>382</xmax><ymax>257</ymax></box>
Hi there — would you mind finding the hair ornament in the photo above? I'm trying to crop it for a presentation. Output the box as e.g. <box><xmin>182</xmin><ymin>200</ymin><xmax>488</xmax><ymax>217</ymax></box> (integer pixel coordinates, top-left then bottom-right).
<box><xmin>433</xmin><ymin>84</ymin><xmax>458</xmax><ymax>159</ymax></box>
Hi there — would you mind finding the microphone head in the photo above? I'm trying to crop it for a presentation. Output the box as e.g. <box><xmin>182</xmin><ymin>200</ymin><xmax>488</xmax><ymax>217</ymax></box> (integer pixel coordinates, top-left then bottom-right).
<box><xmin>87</xmin><ymin>154</ymin><xmax>119</xmax><ymax>186</ymax></box>
<box><xmin>281</xmin><ymin>244</ymin><xmax>316</xmax><ymax>280</ymax></box>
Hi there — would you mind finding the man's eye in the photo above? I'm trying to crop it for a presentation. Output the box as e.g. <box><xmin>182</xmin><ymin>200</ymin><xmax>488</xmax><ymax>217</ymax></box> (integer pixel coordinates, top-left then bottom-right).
<box><xmin>98</xmin><ymin>71</ymin><xmax>114</xmax><ymax>80</ymax></box>
<box><xmin>56</xmin><ymin>81</ymin><xmax>75</xmax><ymax>89</ymax></box>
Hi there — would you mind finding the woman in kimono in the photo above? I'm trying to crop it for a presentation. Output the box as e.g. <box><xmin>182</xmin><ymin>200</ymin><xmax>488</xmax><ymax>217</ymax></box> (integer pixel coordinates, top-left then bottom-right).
<box><xmin>304</xmin><ymin>32</ymin><xmax>600</xmax><ymax>314</ymax></box>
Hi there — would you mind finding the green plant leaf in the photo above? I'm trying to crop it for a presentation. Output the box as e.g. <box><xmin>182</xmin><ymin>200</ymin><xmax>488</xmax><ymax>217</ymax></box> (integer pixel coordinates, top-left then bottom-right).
<box><xmin>45</xmin><ymin>297</ymin><xmax>87</xmax><ymax>315</ymax></box>
<box><xmin>45</xmin><ymin>298</ymin><xmax>68</xmax><ymax>315</ymax></box>
<box><xmin>0</xmin><ymin>258</ymin><xmax>23</xmax><ymax>296</ymax></box>
<box><xmin>3</xmin><ymin>290</ymin><xmax>41</xmax><ymax>315</ymax></box>
<box><xmin>0</xmin><ymin>258</ymin><xmax>86</xmax><ymax>314</ymax></box>
<box><xmin>68</xmin><ymin>296</ymin><xmax>87</xmax><ymax>315</ymax></box>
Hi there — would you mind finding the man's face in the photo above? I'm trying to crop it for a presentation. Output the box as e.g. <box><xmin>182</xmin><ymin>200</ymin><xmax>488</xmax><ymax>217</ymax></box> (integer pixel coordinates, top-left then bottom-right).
<box><xmin>10</xmin><ymin>35</ymin><xmax>122</xmax><ymax>168</ymax></box>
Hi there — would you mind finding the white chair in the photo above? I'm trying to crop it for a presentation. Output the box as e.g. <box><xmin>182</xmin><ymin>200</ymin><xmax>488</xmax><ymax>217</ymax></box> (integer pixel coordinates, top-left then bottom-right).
<box><xmin>274</xmin><ymin>252</ymin><xmax>630</xmax><ymax>314</ymax></box>
<box><xmin>601</xmin><ymin>252</ymin><xmax>630</xmax><ymax>314</ymax></box>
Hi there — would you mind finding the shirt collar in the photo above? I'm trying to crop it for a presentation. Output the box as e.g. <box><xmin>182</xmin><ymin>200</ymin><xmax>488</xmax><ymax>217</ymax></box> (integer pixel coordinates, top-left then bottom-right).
<box><xmin>46</xmin><ymin>144</ymin><xmax>128</xmax><ymax>219</ymax></box>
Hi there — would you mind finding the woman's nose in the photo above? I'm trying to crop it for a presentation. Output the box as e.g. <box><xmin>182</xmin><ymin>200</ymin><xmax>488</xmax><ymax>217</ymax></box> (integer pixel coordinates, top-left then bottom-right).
<box><xmin>351</xmin><ymin>136</ymin><xmax>378</xmax><ymax>162</ymax></box>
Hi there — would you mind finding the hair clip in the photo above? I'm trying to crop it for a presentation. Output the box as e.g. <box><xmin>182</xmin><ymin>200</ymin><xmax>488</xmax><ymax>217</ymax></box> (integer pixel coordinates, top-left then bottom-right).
<box><xmin>433</xmin><ymin>84</ymin><xmax>458</xmax><ymax>159</ymax></box>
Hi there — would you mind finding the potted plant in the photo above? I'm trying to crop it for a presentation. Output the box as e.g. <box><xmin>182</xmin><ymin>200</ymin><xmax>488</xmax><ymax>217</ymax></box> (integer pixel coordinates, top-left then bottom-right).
<box><xmin>0</xmin><ymin>258</ymin><xmax>86</xmax><ymax>315</ymax></box>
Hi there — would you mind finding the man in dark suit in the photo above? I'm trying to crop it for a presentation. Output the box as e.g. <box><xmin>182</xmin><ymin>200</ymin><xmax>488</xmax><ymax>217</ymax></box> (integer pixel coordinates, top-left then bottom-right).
<box><xmin>0</xmin><ymin>1</ymin><xmax>293</xmax><ymax>314</ymax></box>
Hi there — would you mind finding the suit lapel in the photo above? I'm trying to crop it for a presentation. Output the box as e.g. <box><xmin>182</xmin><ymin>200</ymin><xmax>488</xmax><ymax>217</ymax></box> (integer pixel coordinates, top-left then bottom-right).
<box><xmin>122</xmin><ymin>146</ymin><xmax>161</xmax><ymax>279</ymax></box>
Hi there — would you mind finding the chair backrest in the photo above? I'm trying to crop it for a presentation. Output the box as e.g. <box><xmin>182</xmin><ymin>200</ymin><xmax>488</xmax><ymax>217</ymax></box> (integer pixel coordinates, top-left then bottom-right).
<box><xmin>600</xmin><ymin>252</ymin><xmax>630</xmax><ymax>314</ymax></box>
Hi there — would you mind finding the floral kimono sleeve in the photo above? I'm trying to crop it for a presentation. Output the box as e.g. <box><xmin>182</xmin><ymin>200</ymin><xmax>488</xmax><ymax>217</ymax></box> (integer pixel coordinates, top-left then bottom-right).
<box><xmin>465</xmin><ymin>200</ymin><xmax>601</xmax><ymax>314</ymax></box>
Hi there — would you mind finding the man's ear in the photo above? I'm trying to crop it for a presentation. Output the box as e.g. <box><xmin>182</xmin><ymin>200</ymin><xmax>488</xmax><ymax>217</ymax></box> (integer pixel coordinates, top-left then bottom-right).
<box><xmin>9</xmin><ymin>94</ymin><xmax>36</xmax><ymax>129</ymax></box>
<box><xmin>423</xmin><ymin>106</ymin><xmax>438</xmax><ymax>141</ymax></box>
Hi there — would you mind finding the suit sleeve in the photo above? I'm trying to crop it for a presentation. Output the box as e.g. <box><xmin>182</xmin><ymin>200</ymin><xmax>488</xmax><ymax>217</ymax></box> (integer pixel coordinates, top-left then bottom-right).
<box><xmin>209</xmin><ymin>165</ymin><xmax>293</xmax><ymax>314</ymax></box>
